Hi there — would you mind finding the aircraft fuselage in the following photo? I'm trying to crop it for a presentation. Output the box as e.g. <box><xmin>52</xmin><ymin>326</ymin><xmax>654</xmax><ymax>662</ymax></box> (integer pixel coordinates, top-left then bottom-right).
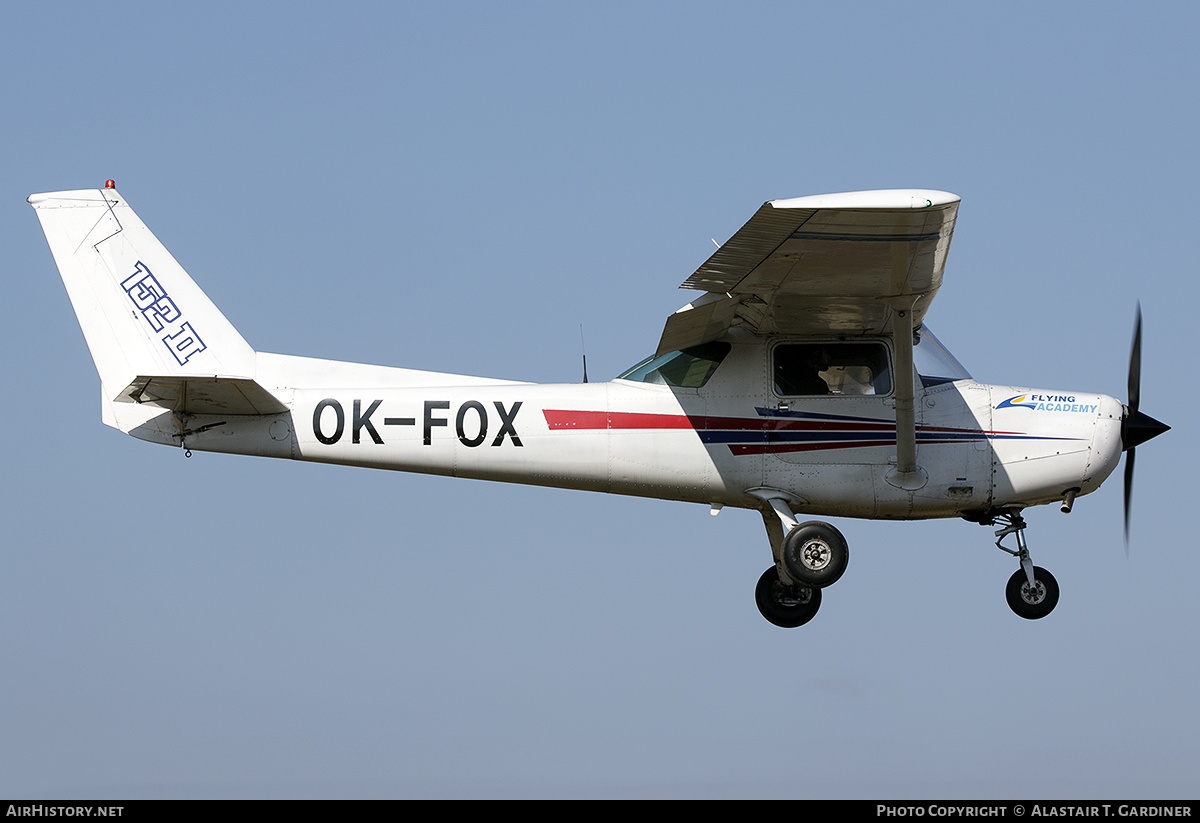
<box><xmin>110</xmin><ymin>341</ymin><xmax>1125</xmax><ymax>523</ymax></box>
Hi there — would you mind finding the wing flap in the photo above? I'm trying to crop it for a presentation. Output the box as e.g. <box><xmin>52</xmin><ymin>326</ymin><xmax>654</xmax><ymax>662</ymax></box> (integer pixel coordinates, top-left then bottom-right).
<box><xmin>655</xmin><ymin>293</ymin><xmax>742</xmax><ymax>356</ymax></box>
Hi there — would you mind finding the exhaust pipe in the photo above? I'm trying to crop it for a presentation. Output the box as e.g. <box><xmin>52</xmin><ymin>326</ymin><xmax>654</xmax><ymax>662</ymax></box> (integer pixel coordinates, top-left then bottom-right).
<box><xmin>1060</xmin><ymin>487</ymin><xmax>1080</xmax><ymax>514</ymax></box>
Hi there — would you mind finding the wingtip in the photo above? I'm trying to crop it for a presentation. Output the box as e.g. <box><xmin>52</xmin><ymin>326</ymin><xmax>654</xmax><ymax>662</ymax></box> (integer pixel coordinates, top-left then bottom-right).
<box><xmin>769</xmin><ymin>189</ymin><xmax>960</xmax><ymax>211</ymax></box>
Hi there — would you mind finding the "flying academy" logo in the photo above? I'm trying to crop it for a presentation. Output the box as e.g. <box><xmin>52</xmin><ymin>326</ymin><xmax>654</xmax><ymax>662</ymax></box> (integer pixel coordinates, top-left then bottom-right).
<box><xmin>996</xmin><ymin>394</ymin><xmax>1098</xmax><ymax>413</ymax></box>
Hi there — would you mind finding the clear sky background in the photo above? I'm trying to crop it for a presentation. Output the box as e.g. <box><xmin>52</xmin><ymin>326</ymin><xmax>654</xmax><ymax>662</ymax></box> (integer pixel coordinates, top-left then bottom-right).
<box><xmin>2</xmin><ymin>1</ymin><xmax>1196</xmax><ymax>799</ymax></box>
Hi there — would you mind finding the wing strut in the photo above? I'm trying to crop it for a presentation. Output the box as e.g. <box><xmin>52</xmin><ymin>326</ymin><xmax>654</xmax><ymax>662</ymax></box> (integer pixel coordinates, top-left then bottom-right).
<box><xmin>885</xmin><ymin>300</ymin><xmax>927</xmax><ymax>491</ymax></box>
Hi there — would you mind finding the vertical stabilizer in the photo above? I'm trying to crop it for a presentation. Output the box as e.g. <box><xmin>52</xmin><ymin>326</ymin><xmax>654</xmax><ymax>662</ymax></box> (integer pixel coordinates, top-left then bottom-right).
<box><xmin>29</xmin><ymin>187</ymin><xmax>258</xmax><ymax>399</ymax></box>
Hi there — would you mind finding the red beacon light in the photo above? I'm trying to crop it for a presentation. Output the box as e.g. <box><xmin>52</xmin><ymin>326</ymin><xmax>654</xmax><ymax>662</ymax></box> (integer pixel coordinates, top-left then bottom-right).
<box><xmin>104</xmin><ymin>179</ymin><xmax>116</xmax><ymax>189</ymax></box>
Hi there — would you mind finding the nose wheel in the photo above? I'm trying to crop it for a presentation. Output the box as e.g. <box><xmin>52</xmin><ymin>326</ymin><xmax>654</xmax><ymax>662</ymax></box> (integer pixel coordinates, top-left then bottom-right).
<box><xmin>1005</xmin><ymin>566</ymin><xmax>1059</xmax><ymax>620</ymax></box>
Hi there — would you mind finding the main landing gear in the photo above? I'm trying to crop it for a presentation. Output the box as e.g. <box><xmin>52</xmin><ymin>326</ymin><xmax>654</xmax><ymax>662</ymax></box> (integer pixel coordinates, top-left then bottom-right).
<box><xmin>989</xmin><ymin>509</ymin><xmax>1059</xmax><ymax>620</ymax></box>
<box><xmin>753</xmin><ymin>495</ymin><xmax>849</xmax><ymax>628</ymax></box>
<box><xmin>755</xmin><ymin>567</ymin><xmax>822</xmax><ymax>628</ymax></box>
<box><xmin>781</xmin><ymin>521</ymin><xmax>849</xmax><ymax>589</ymax></box>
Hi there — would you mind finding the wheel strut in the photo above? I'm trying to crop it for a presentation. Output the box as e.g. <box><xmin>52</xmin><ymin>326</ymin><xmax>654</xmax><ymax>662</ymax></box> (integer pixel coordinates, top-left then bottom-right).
<box><xmin>992</xmin><ymin>510</ymin><xmax>1036</xmax><ymax>587</ymax></box>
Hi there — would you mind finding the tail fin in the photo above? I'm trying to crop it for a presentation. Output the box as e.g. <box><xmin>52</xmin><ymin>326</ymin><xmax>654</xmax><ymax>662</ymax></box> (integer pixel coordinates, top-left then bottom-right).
<box><xmin>30</xmin><ymin>186</ymin><xmax>286</xmax><ymax>424</ymax></box>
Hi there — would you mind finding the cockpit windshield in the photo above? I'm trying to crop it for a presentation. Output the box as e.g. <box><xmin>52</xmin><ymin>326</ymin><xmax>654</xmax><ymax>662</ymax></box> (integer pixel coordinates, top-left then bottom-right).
<box><xmin>914</xmin><ymin>326</ymin><xmax>971</xmax><ymax>387</ymax></box>
<box><xmin>617</xmin><ymin>341</ymin><xmax>731</xmax><ymax>388</ymax></box>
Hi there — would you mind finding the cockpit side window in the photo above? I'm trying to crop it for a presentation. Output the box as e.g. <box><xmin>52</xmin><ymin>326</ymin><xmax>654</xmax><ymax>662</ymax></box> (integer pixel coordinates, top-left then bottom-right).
<box><xmin>617</xmin><ymin>341</ymin><xmax>732</xmax><ymax>388</ymax></box>
<box><xmin>774</xmin><ymin>342</ymin><xmax>892</xmax><ymax>396</ymax></box>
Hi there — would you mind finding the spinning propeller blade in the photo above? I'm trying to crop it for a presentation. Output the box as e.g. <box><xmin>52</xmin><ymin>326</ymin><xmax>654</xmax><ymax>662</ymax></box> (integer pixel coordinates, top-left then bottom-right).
<box><xmin>1121</xmin><ymin>303</ymin><xmax>1170</xmax><ymax>548</ymax></box>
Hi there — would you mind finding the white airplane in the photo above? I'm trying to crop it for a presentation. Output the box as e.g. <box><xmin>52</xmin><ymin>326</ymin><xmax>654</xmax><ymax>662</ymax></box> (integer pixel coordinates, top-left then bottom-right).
<box><xmin>29</xmin><ymin>183</ymin><xmax>1169</xmax><ymax>627</ymax></box>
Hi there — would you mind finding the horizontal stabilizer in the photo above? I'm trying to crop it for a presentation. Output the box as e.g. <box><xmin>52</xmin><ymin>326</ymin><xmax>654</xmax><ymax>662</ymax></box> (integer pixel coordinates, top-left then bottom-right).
<box><xmin>116</xmin><ymin>375</ymin><xmax>289</xmax><ymax>415</ymax></box>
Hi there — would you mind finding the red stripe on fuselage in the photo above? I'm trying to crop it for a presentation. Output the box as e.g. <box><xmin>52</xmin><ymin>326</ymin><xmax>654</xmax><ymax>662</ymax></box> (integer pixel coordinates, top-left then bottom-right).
<box><xmin>543</xmin><ymin>410</ymin><xmax>698</xmax><ymax>430</ymax></box>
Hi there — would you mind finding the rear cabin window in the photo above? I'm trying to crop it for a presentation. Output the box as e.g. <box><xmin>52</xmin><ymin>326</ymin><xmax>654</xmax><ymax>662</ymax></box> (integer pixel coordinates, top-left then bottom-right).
<box><xmin>617</xmin><ymin>341</ymin><xmax>732</xmax><ymax>388</ymax></box>
<box><xmin>774</xmin><ymin>342</ymin><xmax>891</xmax><ymax>396</ymax></box>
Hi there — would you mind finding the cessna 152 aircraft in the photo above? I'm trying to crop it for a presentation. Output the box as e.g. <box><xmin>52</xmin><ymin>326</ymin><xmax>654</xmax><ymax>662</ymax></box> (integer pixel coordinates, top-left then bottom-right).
<box><xmin>29</xmin><ymin>183</ymin><xmax>1169</xmax><ymax>627</ymax></box>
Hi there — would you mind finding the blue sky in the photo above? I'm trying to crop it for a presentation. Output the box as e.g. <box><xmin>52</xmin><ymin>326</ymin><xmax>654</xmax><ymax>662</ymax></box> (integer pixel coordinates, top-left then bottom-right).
<box><xmin>2</xmin><ymin>1</ymin><xmax>1197</xmax><ymax>798</ymax></box>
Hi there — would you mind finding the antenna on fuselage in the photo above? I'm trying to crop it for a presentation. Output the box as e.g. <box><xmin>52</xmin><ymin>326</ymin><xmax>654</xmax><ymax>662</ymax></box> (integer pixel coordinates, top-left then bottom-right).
<box><xmin>580</xmin><ymin>324</ymin><xmax>589</xmax><ymax>383</ymax></box>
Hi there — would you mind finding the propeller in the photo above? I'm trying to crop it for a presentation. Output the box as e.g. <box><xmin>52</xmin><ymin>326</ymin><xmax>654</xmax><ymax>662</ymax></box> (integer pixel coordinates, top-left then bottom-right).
<box><xmin>1121</xmin><ymin>303</ymin><xmax>1170</xmax><ymax>547</ymax></box>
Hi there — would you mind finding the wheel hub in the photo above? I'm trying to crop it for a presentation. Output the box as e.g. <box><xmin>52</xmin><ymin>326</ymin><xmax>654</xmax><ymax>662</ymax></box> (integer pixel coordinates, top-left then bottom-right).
<box><xmin>779</xmin><ymin>521</ymin><xmax>849</xmax><ymax>590</ymax></box>
<box><xmin>1020</xmin><ymin>581</ymin><xmax>1047</xmax><ymax>605</ymax></box>
<box><xmin>800</xmin><ymin>539</ymin><xmax>831</xmax><ymax>571</ymax></box>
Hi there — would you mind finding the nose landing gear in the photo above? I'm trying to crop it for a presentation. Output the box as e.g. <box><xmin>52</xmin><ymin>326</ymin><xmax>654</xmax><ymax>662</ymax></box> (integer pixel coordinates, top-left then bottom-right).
<box><xmin>991</xmin><ymin>509</ymin><xmax>1059</xmax><ymax>620</ymax></box>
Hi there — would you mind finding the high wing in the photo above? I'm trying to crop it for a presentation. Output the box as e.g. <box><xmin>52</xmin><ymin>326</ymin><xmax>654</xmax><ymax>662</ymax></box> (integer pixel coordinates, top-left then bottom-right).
<box><xmin>656</xmin><ymin>189</ymin><xmax>960</xmax><ymax>355</ymax></box>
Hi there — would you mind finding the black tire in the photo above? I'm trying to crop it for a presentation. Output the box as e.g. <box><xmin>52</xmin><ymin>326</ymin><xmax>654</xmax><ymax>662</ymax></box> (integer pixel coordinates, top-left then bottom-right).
<box><xmin>755</xmin><ymin>566</ymin><xmax>822</xmax><ymax>628</ymax></box>
<box><xmin>781</xmin><ymin>521</ymin><xmax>849</xmax><ymax>588</ymax></box>
<box><xmin>1005</xmin><ymin>566</ymin><xmax>1060</xmax><ymax>619</ymax></box>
